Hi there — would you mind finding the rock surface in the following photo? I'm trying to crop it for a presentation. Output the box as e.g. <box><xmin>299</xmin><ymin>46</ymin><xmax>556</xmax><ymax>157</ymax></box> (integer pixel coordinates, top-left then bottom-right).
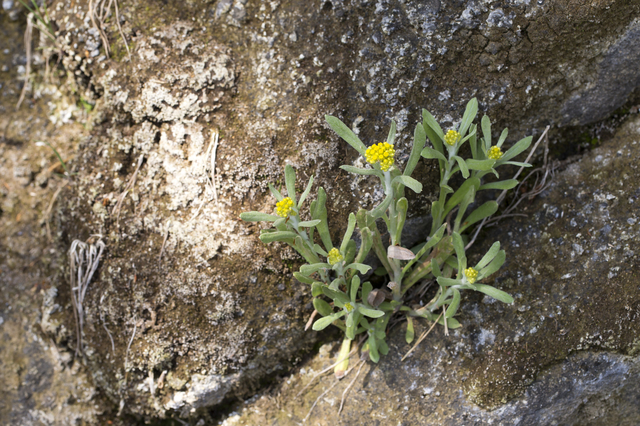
<box><xmin>2</xmin><ymin>0</ymin><xmax>640</xmax><ymax>422</ymax></box>
<box><xmin>217</xmin><ymin>110</ymin><xmax>640</xmax><ymax>425</ymax></box>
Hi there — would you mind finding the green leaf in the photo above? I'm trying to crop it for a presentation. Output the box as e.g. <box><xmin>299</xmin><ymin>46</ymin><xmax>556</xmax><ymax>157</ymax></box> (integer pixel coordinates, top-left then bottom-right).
<box><xmin>476</xmin><ymin>241</ymin><xmax>500</xmax><ymax>270</ymax></box>
<box><xmin>378</xmin><ymin>338</ymin><xmax>389</xmax><ymax>356</ymax></box>
<box><xmin>350</xmin><ymin>275</ymin><xmax>360</xmax><ymax>302</ymax></box>
<box><xmin>405</xmin><ymin>123</ymin><xmax>427</xmax><ymax>176</ymax></box>
<box><xmin>395</xmin><ymin>198</ymin><xmax>408</xmax><ymax>240</ymax></box>
<box><xmin>240</xmin><ymin>212</ymin><xmax>280</xmax><ymax>222</ymax></box>
<box><xmin>354</xmin><ymin>227</ymin><xmax>373</xmax><ymax>264</ymax></box>
<box><xmin>474</xmin><ymin>284</ymin><xmax>514</xmax><ymax>304</ymax></box>
<box><xmin>345</xmin><ymin>312</ymin><xmax>356</xmax><ymax>340</ymax></box>
<box><xmin>421</xmin><ymin>147</ymin><xmax>447</xmax><ymax>162</ymax></box>
<box><xmin>358</xmin><ymin>306</ymin><xmax>385</xmax><ymax>318</ymax></box>
<box><xmin>454</xmin><ymin>155</ymin><xmax>470</xmax><ymax>179</ymax></box>
<box><xmin>310</xmin><ymin>187</ymin><xmax>333</xmax><ymax>251</ymax></box>
<box><xmin>502</xmin><ymin>161</ymin><xmax>532</xmax><ymax>168</ymax></box>
<box><xmin>340</xmin><ymin>165</ymin><xmax>382</xmax><ymax>177</ymax></box>
<box><xmin>459</xmin><ymin>98</ymin><xmax>478</xmax><ymax>138</ymax></box>
<box><xmin>298</xmin><ymin>219</ymin><xmax>321</xmax><ymax>227</ymax></box>
<box><xmin>259</xmin><ymin>231</ymin><xmax>297</xmax><ymax>243</ymax></box>
<box><xmin>479</xmin><ymin>249</ymin><xmax>506</xmax><ymax>278</ymax></box>
<box><xmin>479</xmin><ymin>179</ymin><xmax>519</xmax><ymax>191</ymax></box>
<box><xmin>293</xmin><ymin>272</ymin><xmax>315</xmax><ymax>285</ymax></box>
<box><xmin>431</xmin><ymin>258</ymin><xmax>442</xmax><ymax>278</ymax></box>
<box><xmin>300</xmin><ymin>263</ymin><xmax>331</xmax><ymax>275</ymax></box>
<box><xmin>466</xmin><ymin>158</ymin><xmax>496</xmax><ymax>171</ymax></box>
<box><xmin>452</xmin><ymin>232</ymin><xmax>465</xmax><ymax>266</ymax></box>
<box><xmin>422</xmin><ymin>109</ymin><xmax>445</xmax><ymax>140</ymax></box>
<box><xmin>405</xmin><ymin>317</ymin><xmax>415</xmax><ymax>344</ymax></box>
<box><xmin>362</xmin><ymin>281</ymin><xmax>373</xmax><ymax>305</ymax></box>
<box><xmin>297</xmin><ymin>175</ymin><xmax>315</xmax><ymax>208</ymax></box>
<box><xmin>497</xmin><ymin>128</ymin><xmax>508</xmax><ymax>147</ymax></box>
<box><xmin>481</xmin><ymin>115</ymin><xmax>492</xmax><ymax>151</ymax></box>
<box><xmin>322</xmin><ymin>287</ymin><xmax>350</xmax><ymax>305</ymax></box>
<box><xmin>446</xmin><ymin>289</ymin><xmax>461</xmax><ymax>318</ymax></box>
<box><xmin>386</xmin><ymin>120</ymin><xmax>397</xmax><ymax>145</ymax></box>
<box><xmin>312</xmin><ymin>312</ymin><xmax>345</xmax><ymax>331</ymax></box>
<box><xmin>345</xmin><ymin>263</ymin><xmax>372</xmax><ymax>274</ymax></box>
<box><xmin>469</xmin><ymin>124</ymin><xmax>478</xmax><ymax>159</ymax></box>
<box><xmin>367</xmin><ymin>335</ymin><xmax>380</xmax><ymax>363</ymax></box>
<box><xmin>502</xmin><ymin>136</ymin><xmax>532</xmax><ymax>161</ymax></box>
<box><xmin>268</xmin><ymin>184</ymin><xmax>284</xmax><ymax>202</ymax></box>
<box><xmin>313</xmin><ymin>298</ymin><xmax>334</xmax><ymax>316</ymax></box>
<box><xmin>439</xmin><ymin>316</ymin><xmax>461</xmax><ymax>329</ymax></box>
<box><xmin>460</xmin><ymin>201</ymin><xmax>498</xmax><ymax>232</ymax></box>
<box><xmin>344</xmin><ymin>239</ymin><xmax>357</xmax><ymax>265</ymax></box>
<box><xmin>313</xmin><ymin>244</ymin><xmax>328</xmax><ymax>256</ymax></box>
<box><xmin>340</xmin><ymin>213</ymin><xmax>357</xmax><ymax>254</ymax></box>
<box><xmin>311</xmin><ymin>281</ymin><xmax>324</xmax><ymax>297</ymax></box>
<box><xmin>392</xmin><ymin>175</ymin><xmax>423</xmax><ymax>194</ymax></box>
<box><xmin>437</xmin><ymin>277</ymin><xmax>461</xmax><ymax>287</ymax></box>
<box><xmin>370</xmin><ymin>193</ymin><xmax>394</xmax><ymax>219</ymax></box>
<box><xmin>444</xmin><ymin>177</ymin><xmax>480</xmax><ymax>216</ymax></box>
<box><xmin>284</xmin><ymin>165</ymin><xmax>297</xmax><ymax>205</ymax></box>
<box><xmin>325</xmin><ymin>115</ymin><xmax>367</xmax><ymax>155</ymax></box>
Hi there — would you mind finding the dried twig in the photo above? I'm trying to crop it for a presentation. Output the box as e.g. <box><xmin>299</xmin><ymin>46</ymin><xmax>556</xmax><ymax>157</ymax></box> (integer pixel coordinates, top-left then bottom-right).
<box><xmin>296</xmin><ymin>337</ymin><xmax>364</xmax><ymax>399</ymax></box>
<box><xmin>112</xmin><ymin>154</ymin><xmax>144</xmax><ymax>221</ymax></box>
<box><xmin>338</xmin><ymin>359</ymin><xmax>366</xmax><ymax>415</ymax></box>
<box><xmin>159</xmin><ymin>221</ymin><xmax>170</xmax><ymax>261</ymax></box>
<box><xmin>99</xmin><ymin>293</ymin><xmax>115</xmax><ymax>354</ymax></box>
<box><xmin>69</xmin><ymin>237</ymin><xmax>106</xmax><ymax>357</ymax></box>
<box><xmin>301</xmin><ymin>379</ymin><xmax>340</xmax><ymax>424</ymax></box>
<box><xmin>401</xmin><ymin>311</ymin><xmax>443</xmax><ymax>361</ymax></box>
<box><xmin>16</xmin><ymin>13</ymin><xmax>33</xmax><ymax>109</ymax></box>
<box><xmin>465</xmin><ymin>125</ymin><xmax>550</xmax><ymax>250</ymax></box>
<box><xmin>44</xmin><ymin>180</ymin><xmax>68</xmax><ymax>241</ymax></box>
<box><xmin>188</xmin><ymin>130</ymin><xmax>220</xmax><ymax>224</ymax></box>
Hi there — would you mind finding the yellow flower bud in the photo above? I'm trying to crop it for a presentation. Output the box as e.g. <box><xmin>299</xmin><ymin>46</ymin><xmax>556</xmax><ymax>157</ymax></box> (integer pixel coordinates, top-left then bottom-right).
<box><xmin>488</xmin><ymin>146</ymin><xmax>503</xmax><ymax>160</ymax></box>
<box><xmin>464</xmin><ymin>267</ymin><xmax>478</xmax><ymax>284</ymax></box>
<box><xmin>365</xmin><ymin>142</ymin><xmax>395</xmax><ymax>172</ymax></box>
<box><xmin>444</xmin><ymin>130</ymin><xmax>460</xmax><ymax>146</ymax></box>
<box><xmin>276</xmin><ymin>197</ymin><xmax>295</xmax><ymax>218</ymax></box>
<box><xmin>327</xmin><ymin>247</ymin><xmax>344</xmax><ymax>265</ymax></box>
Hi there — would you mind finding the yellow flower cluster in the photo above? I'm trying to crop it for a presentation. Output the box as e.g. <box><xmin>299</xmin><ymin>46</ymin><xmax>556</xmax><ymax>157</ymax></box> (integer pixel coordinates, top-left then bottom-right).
<box><xmin>488</xmin><ymin>146</ymin><xmax>503</xmax><ymax>160</ymax></box>
<box><xmin>327</xmin><ymin>247</ymin><xmax>344</xmax><ymax>265</ymax></box>
<box><xmin>464</xmin><ymin>267</ymin><xmax>478</xmax><ymax>284</ymax></box>
<box><xmin>365</xmin><ymin>142</ymin><xmax>395</xmax><ymax>172</ymax></box>
<box><xmin>344</xmin><ymin>302</ymin><xmax>355</xmax><ymax>313</ymax></box>
<box><xmin>276</xmin><ymin>197</ymin><xmax>295</xmax><ymax>218</ymax></box>
<box><xmin>444</xmin><ymin>130</ymin><xmax>461</xmax><ymax>146</ymax></box>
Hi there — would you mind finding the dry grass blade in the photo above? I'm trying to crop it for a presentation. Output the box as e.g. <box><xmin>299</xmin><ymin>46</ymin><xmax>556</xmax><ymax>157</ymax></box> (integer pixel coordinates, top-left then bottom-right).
<box><xmin>16</xmin><ymin>13</ymin><xmax>33</xmax><ymax>110</ymax></box>
<box><xmin>188</xmin><ymin>129</ymin><xmax>220</xmax><ymax>223</ymax></box>
<box><xmin>69</xmin><ymin>237</ymin><xmax>106</xmax><ymax>357</ymax></box>
<box><xmin>401</xmin><ymin>311</ymin><xmax>443</xmax><ymax>361</ymax></box>
<box><xmin>465</xmin><ymin>125</ymin><xmax>550</xmax><ymax>250</ymax></box>
<box><xmin>301</xmin><ymin>379</ymin><xmax>340</xmax><ymax>424</ymax></box>
<box><xmin>44</xmin><ymin>180</ymin><xmax>68</xmax><ymax>241</ymax></box>
<box><xmin>295</xmin><ymin>337</ymin><xmax>363</xmax><ymax>399</ymax></box>
<box><xmin>338</xmin><ymin>359</ymin><xmax>366</xmax><ymax>415</ymax></box>
<box><xmin>112</xmin><ymin>154</ymin><xmax>144</xmax><ymax>221</ymax></box>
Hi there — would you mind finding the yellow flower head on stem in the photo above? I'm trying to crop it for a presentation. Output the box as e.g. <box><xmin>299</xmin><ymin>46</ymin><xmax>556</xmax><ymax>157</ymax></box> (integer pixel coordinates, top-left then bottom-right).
<box><xmin>344</xmin><ymin>302</ymin><xmax>355</xmax><ymax>313</ymax></box>
<box><xmin>276</xmin><ymin>197</ymin><xmax>295</xmax><ymax>218</ymax></box>
<box><xmin>327</xmin><ymin>247</ymin><xmax>344</xmax><ymax>265</ymax></box>
<box><xmin>464</xmin><ymin>267</ymin><xmax>478</xmax><ymax>284</ymax></box>
<box><xmin>365</xmin><ymin>142</ymin><xmax>395</xmax><ymax>172</ymax></box>
<box><xmin>488</xmin><ymin>146</ymin><xmax>503</xmax><ymax>160</ymax></box>
<box><xmin>444</xmin><ymin>130</ymin><xmax>461</xmax><ymax>146</ymax></box>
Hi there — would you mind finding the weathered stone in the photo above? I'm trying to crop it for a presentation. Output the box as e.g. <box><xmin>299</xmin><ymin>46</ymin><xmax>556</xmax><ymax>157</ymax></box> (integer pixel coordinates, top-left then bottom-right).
<box><xmin>12</xmin><ymin>0</ymin><xmax>640</xmax><ymax>420</ymax></box>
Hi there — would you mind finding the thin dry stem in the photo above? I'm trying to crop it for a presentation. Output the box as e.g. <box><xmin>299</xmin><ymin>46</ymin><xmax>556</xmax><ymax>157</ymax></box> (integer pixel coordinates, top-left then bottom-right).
<box><xmin>465</xmin><ymin>125</ymin><xmax>550</xmax><ymax>250</ymax></box>
<box><xmin>44</xmin><ymin>180</ymin><xmax>68</xmax><ymax>241</ymax></box>
<box><xmin>69</xmin><ymin>237</ymin><xmax>106</xmax><ymax>357</ymax></box>
<box><xmin>301</xmin><ymin>379</ymin><xmax>340</xmax><ymax>424</ymax></box>
<box><xmin>16</xmin><ymin>14</ymin><xmax>33</xmax><ymax>109</ymax></box>
<box><xmin>112</xmin><ymin>154</ymin><xmax>144</xmax><ymax>222</ymax></box>
<box><xmin>401</xmin><ymin>311</ymin><xmax>443</xmax><ymax>361</ymax></box>
<box><xmin>296</xmin><ymin>337</ymin><xmax>364</xmax><ymax>399</ymax></box>
<box><xmin>338</xmin><ymin>359</ymin><xmax>366</xmax><ymax>415</ymax></box>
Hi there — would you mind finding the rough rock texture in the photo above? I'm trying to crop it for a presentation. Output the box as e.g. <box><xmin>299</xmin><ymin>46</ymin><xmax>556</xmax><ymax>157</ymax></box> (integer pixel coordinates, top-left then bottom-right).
<box><xmin>218</xmin><ymin>110</ymin><xmax>640</xmax><ymax>425</ymax></box>
<box><xmin>3</xmin><ymin>0</ymin><xmax>640</xmax><ymax>422</ymax></box>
